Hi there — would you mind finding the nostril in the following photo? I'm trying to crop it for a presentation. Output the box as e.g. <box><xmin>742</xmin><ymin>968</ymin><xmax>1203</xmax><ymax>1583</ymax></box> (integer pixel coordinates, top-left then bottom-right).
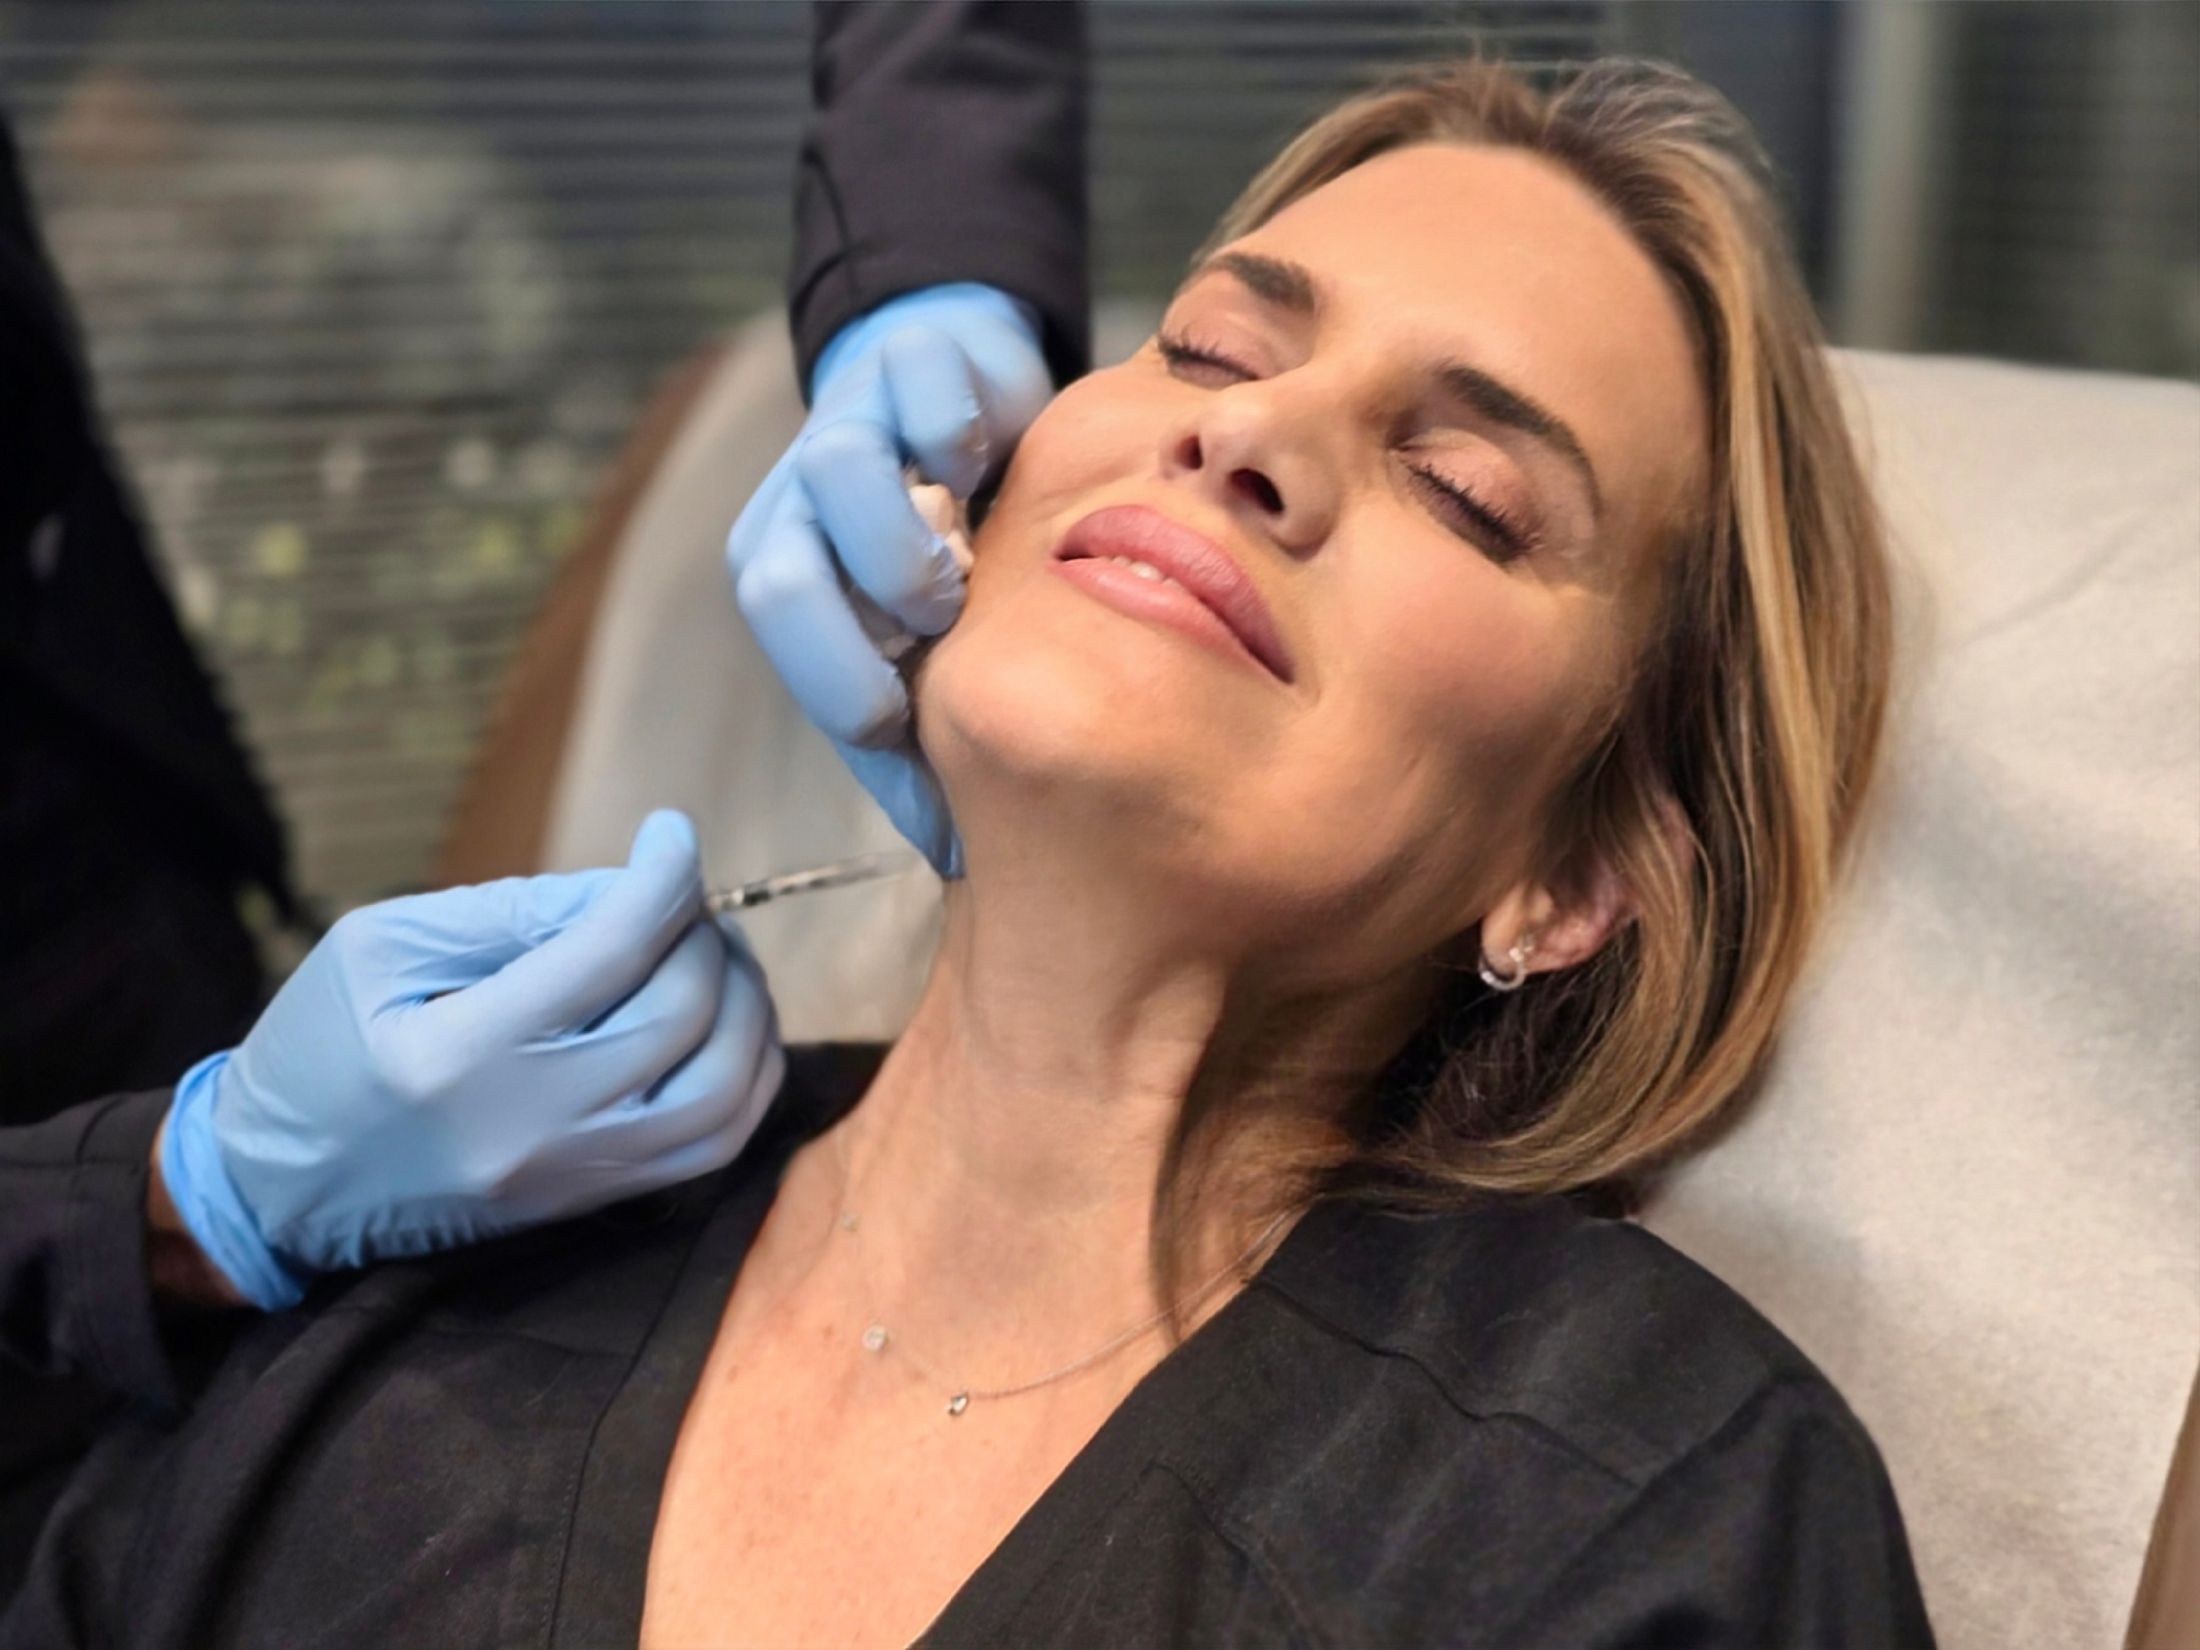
<box><xmin>1233</xmin><ymin>468</ymin><xmax>1284</xmax><ymax>514</ymax></box>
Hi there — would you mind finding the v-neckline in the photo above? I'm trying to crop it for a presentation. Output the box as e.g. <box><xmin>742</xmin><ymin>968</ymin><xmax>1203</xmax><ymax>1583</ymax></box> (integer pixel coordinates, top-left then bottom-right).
<box><xmin>548</xmin><ymin>1046</ymin><xmax>1348</xmax><ymax>1650</ymax></box>
<box><xmin>907</xmin><ymin>1201</ymin><xmax>1329</xmax><ymax>1647</ymax></box>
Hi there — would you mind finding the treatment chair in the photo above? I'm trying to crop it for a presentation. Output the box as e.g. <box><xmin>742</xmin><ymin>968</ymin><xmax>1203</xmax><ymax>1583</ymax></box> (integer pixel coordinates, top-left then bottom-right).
<box><xmin>437</xmin><ymin>307</ymin><xmax>2200</xmax><ymax>1650</ymax></box>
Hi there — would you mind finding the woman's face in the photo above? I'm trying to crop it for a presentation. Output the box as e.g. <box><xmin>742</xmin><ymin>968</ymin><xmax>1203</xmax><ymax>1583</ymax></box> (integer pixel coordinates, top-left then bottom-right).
<box><xmin>919</xmin><ymin>141</ymin><xmax>1709</xmax><ymax>986</ymax></box>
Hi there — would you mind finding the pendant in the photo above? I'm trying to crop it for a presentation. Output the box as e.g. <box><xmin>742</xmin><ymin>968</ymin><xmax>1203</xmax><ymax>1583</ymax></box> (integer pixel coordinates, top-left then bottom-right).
<box><xmin>838</xmin><ymin>1212</ymin><xmax>859</xmax><ymax>1232</ymax></box>
<box><xmin>946</xmin><ymin>1393</ymin><xmax>970</xmax><ymax>1417</ymax></box>
<box><xmin>862</xmin><ymin>1324</ymin><xmax>889</xmax><ymax>1352</ymax></box>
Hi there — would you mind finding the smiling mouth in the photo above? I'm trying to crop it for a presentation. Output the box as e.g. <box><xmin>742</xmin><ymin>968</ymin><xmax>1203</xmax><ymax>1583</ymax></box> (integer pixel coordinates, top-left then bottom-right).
<box><xmin>1051</xmin><ymin>506</ymin><xmax>1295</xmax><ymax>683</ymax></box>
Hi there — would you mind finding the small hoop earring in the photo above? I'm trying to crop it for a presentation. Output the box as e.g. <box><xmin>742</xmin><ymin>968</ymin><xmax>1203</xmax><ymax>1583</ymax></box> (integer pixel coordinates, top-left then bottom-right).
<box><xmin>1477</xmin><ymin>934</ymin><xmax>1536</xmax><ymax>993</ymax></box>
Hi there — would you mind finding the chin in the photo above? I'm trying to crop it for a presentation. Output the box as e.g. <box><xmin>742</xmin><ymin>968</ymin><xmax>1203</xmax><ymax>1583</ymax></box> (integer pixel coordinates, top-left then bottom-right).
<box><xmin>922</xmin><ymin>629</ymin><xmax>1191</xmax><ymax>812</ymax></box>
<box><xmin>925</xmin><ymin>637</ymin><xmax>1278</xmax><ymax>914</ymax></box>
<box><xmin>918</xmin><ymin>637</ymin><xmax>1420</xmax><ymax>965</ymax></box>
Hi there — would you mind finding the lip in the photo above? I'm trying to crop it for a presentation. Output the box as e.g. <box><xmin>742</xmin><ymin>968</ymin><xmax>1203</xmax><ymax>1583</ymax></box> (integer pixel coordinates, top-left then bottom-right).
<box><xmin>1050</xmin><ymin>505</ymin><xmax>1295</xmax><ymax>683</ymax></box>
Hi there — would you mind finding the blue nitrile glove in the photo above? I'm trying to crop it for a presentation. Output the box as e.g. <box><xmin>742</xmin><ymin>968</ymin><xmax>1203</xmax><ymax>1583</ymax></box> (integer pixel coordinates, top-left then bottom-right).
<box><xmin>727</xmin><ymin>282</ymin><xmax>1054</xmax><ymax>881</ymax></box>
<box><xmin>159</xmin><ymin>810</ymin><xmax>785</xmax><ymax>1311</ymax></box>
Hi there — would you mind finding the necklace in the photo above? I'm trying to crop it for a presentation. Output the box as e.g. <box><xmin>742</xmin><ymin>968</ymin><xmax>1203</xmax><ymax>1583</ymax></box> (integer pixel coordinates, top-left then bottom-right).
<box><xmin>826</xmin><ymin>1124</ymin><xmax>1295</xmax><ymax>1418</ymax></box>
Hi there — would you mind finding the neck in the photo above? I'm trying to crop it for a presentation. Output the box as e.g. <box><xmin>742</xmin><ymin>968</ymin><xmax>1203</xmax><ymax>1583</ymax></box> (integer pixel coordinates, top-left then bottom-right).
<box><xmin>809</xmin><ymin>854</ymin><xmax>1431</xmax><ymax>1376</ymax></box>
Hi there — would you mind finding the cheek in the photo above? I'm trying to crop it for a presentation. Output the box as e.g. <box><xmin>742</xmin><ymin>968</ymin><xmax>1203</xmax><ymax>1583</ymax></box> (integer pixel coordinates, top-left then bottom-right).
<box><xmin>919</xmin><ymin>368</ymin><xmax>1196</xmax><ymax>734</ymax></box>
<box><xmin>909</xmin><ymin>377</ymin><xmax>1224</xmax><ymax>792</ymax></box>
<box><xmin>1258</xmin><ymin>563</ymin><xmax>1602</xmax><ymax>912</ymax></box>
<box><xmin>1335</xmin><ymin>554</ymin><xmax>1574</xmax><ymax>786</ymax></box>
<box><xmin>970</xmin><ymin>369</ymin><xmax>1158</xmax><ymax>557</ymax></box>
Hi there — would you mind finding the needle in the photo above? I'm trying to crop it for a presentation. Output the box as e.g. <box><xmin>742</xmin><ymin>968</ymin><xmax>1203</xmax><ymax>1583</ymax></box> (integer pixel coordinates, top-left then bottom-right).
<box><xmin>704</xmin><ymin>848</ymin><xmax>922</xmax><ymax>914</ymax></box>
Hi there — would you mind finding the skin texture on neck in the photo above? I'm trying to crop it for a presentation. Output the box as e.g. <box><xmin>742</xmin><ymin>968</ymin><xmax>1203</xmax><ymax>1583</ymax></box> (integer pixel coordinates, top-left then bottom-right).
<box><xmin>813</xmin><ymin>865</ymin><xmax>1432</xmax><ymax>1374</ymax></box>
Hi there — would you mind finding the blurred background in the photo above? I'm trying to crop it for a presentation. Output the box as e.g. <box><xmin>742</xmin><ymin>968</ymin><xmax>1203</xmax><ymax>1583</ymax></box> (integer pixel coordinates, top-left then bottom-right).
<box><xmin>2</xmin><ymin>0</ymin><xmax>2194</xmax><ymax>919</ymax></box>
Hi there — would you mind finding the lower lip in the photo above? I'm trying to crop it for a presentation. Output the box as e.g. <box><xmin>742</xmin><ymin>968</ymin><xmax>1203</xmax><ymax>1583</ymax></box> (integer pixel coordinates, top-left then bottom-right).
<box><xmin>1049</xmin><ymin>557</ymin><xmax>1273</xmax><ymax>679</ymax></box>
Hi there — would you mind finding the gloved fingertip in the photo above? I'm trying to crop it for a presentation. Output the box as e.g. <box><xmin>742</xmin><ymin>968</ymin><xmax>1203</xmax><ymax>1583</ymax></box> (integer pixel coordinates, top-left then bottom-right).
<box><xmin>958</xmin><ymin>417</ymin><xmax>991</xmax><ymax>486</ymax></box>
<box><xmin>724</xmin><ymin>453</ymin><xmax>796</xmax><ymax>571</ymax></box>
<box><xmin>628</xmin><ymin>808</ymin><xmax>699</xmax><ymax>871</ymax></box>
<box><xmin>611</xmin><ymin>811</ymin><xmax>705</xmax><ymax>932</ymax></box>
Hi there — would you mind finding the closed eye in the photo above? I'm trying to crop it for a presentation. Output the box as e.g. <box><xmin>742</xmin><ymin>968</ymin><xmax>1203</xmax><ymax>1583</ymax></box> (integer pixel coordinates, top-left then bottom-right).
<box><xmin>1154</xmin><ymin>329</ymin><xmax>1252</xmax><ymax>381</ymax></box>
<box><xmin>1155</xmin><ymin>329</ymin><xmax>1540</xmax><ymax>566</ymax></box>
<box><xmin>1404</xmin><ymin>464</ymin><xmax>1536</xmax><ymax>565</ymax></box>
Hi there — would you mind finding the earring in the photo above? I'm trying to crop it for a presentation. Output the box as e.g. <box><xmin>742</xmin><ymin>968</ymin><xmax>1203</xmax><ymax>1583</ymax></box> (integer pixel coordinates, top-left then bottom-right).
<box><xmin>1477</xmin><ymin>933</ymin><xmax>1537</xmax><ymax>993</ymax></box>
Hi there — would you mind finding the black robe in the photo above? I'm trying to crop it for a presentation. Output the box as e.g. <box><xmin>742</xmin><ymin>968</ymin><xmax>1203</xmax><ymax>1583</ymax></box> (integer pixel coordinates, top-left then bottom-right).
<box><xmin>1</xmin><ymin>1043</ymin><xmax>1934</xmax><ymax>1649</ymax></box>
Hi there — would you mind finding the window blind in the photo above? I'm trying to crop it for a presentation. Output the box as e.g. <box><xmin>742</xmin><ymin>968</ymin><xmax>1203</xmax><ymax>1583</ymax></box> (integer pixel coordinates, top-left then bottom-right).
<box><xmin>0</xmin><ymin>1</ymin><xmax>1614</xmax><ymax>911</ymax></box>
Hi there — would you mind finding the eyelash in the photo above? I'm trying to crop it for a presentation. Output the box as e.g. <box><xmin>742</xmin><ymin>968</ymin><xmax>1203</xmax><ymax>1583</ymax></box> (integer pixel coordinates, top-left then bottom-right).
<box><xmin>1153</xmin><ymin>327</ymin><xmax>1539</xmax><ymax>565</ymax></box>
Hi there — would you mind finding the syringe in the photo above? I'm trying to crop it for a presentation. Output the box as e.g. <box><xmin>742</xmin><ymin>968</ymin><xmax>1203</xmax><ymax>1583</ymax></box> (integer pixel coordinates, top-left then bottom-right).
<box><xmin>704</xmin><ymin>847</ymin><xmax>921</xmax><ymax>914</ymax></box>
<box><xmin>706</xmin><ymin>474</ymin><xmax>961</xmax><ymax>917</ymax></box>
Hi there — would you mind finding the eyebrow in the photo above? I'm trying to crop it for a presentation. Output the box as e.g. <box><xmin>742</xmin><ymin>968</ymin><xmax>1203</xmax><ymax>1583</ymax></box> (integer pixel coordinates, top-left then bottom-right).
<box><xmin>1188</xmin><ymin>249</ymin><xmax>1605</xmax><ymax>525</ymax></box>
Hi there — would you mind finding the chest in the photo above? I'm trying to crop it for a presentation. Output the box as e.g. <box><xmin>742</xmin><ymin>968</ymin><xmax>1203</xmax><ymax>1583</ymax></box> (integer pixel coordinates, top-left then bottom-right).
<box><xmin>639</xmin><ymin>1303</ymin><xmax>1135</xmax><ymax>1650</ymax></box>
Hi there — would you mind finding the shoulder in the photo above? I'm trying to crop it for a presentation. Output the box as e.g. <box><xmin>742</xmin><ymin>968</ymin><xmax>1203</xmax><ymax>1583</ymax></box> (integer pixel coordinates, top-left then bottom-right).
<box><xmin>1254</xmin><ymin>1191</ymin><xmax>1868</xmax><ymax>1488</ymax></box>
<box><xmin>1165</xmin><ymin>1196</ymin><xmax>1930</xmax><ymax>1645</ymax></box>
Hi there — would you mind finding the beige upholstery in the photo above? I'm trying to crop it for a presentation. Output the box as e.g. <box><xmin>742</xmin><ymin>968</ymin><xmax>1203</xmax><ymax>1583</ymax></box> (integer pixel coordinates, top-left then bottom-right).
<box><xmin>453</xmin><ymin>312</ymin><xmax>2200</xmax><ymax>1650</ymax></box>
<box><xmin>1634</xmin><ymin>353</ymin><xmax>2200</xmax><ymax>1650</ymax></box>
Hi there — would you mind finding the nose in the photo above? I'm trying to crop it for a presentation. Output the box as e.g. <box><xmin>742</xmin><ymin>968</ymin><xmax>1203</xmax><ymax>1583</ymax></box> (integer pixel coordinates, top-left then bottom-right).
<box><xmin>1160</xmin><ymin>391</ymin><xmax>1336</xmax><ymax>557</ymax></box>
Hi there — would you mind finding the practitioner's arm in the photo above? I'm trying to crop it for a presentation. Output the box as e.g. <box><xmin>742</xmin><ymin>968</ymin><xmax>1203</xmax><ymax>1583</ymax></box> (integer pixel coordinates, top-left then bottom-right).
<box><xmin>157</xmin><ymin>810</ymin><xmax>782</xmax><ymax>1313</ymax></box>
<box><xmin>0</xmin><ymin>811</ymin><xmax>783</xmax><ymax>1405</ymax></box>
<box><xmin>729</xmin><ymin>0</ymin><xmax>1091</xmax><ymax>878</ymax></box>
<box><xmin>0</xmin><ymin>1091</ymin><xmax>195</xmax><ymax>1411</ymax></box>
<box><xmin>791</xmin><ymin>0</ymin><xmax>1090</xmax><ymax>395</ymax></box>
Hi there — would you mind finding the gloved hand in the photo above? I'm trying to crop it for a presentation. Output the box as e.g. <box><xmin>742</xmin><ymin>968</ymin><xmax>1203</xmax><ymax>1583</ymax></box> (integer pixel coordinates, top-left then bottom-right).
<box><xmin>727</xmin><ymin>281</ymin><xmax>1054</xmax><ymax>880</ymax></box>
<box><xmin>159</xmin><ymin>810</ymin><xmax>785</xmax><ymax>1311</ymax></box>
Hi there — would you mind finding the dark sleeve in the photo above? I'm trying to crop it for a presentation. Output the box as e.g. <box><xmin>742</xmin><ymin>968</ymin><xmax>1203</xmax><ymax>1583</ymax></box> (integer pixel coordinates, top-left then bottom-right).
<box><xmin>0</xmin><ymin>113</ymin><xmax>293</xmax><ymax>928</ymax></box>
<box><xmin>1504</xmin><ymin>1380</ymin><xmax>1938</xmax><ymax>1650</ymax></box>
<box><xmin>0</xmin><ymin>1091</ymin><xmax>182</xmax><ymax>1413</ymax></box>
<box><xmin>788</xmin><ymin>0</ymin><xmax>1091</xmax><ymax>398</ymax></box>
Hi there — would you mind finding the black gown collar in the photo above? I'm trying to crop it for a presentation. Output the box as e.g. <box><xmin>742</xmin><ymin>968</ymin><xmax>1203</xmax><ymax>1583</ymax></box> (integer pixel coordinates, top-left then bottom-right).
<box><xmin>549</xmin><ymin>1040</ymin><xmax>1362</xmax><ymax>1648</ymax></box>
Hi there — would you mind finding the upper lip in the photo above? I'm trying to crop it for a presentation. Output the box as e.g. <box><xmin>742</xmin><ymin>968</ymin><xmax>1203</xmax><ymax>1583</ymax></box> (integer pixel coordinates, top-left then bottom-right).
<box><xmin>1052</xmin><ymin>504</ymin><xmax>1295</xmax><ymax>682</ymax></box>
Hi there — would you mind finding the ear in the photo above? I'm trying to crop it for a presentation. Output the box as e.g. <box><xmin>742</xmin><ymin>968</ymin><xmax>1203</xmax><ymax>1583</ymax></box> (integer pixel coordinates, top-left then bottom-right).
<box><xmin>1475</xmin><ymin>790</ymin><xmax>1693</xmax><ymax>979</ymax></box>
<box><xmin>1477</xmin><ymin>853</ymin><xmax>1631</xmax><ymax>979</ymax></box>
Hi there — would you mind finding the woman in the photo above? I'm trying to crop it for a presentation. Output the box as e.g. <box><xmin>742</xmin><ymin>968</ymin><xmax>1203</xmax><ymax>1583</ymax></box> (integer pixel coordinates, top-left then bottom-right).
<box><xmin>5</xmin><ymin>54</ymin><xmax>1929</xmax><ymax>1650</ymax></box>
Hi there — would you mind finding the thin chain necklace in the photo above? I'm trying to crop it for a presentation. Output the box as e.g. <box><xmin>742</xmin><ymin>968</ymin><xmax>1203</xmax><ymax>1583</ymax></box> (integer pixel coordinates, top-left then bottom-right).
<box><xmin>827</xmin><ymin>1124</ymin><xmax>1294</xmax><ymax>1418</ymax></box>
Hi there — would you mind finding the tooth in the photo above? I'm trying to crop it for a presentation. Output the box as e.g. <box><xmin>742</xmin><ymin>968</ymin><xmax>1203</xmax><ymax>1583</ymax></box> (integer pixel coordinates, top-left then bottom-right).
<box><xmin>1092</xmin><ymin>553</ymin><xmax>1188</xmax><ymax>590</ymax></box>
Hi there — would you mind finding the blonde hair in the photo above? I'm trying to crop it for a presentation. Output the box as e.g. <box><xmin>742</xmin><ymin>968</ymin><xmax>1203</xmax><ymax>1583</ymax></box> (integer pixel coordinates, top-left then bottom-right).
<box><xmin>1154</xmin><ymin>52</ymin><xmax>1897</xmax><ymax>1316</ymax></box>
